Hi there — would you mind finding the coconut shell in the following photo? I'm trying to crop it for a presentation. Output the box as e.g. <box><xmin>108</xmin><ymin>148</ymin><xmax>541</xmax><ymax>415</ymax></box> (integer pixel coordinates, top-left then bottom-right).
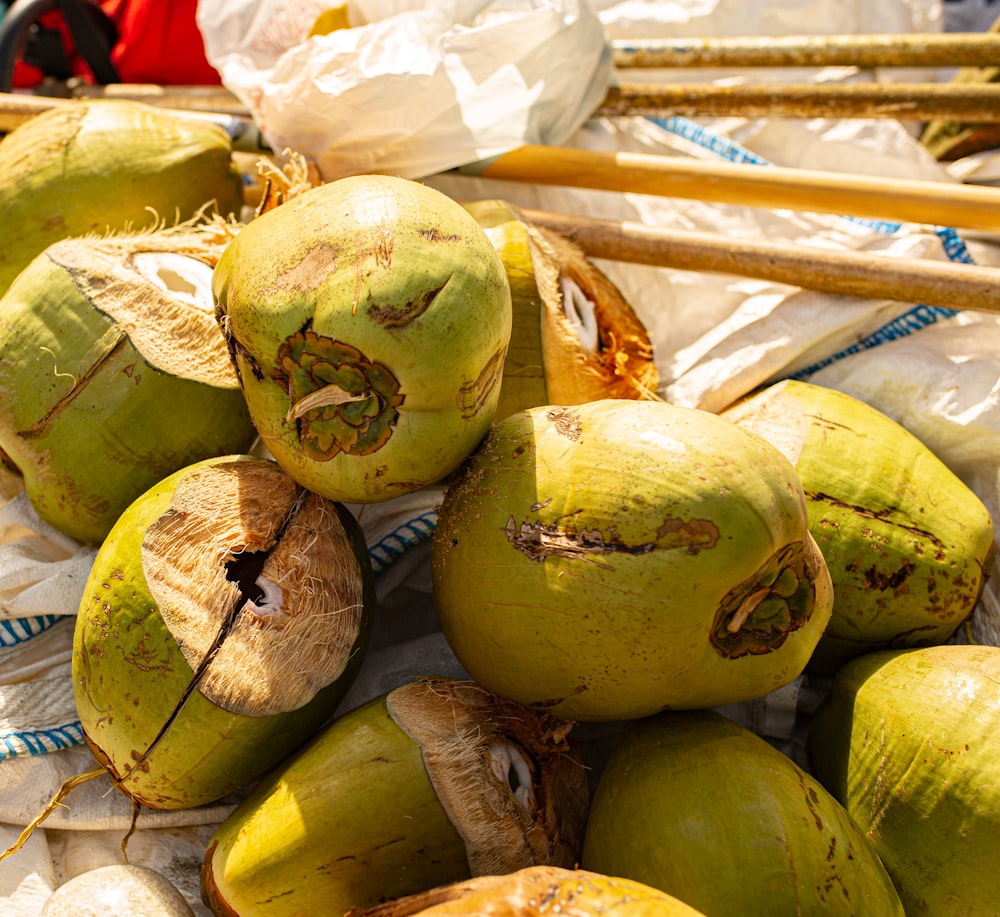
<box><xmin>0</xmin><ymin>230</ymin><xmax>257</xmax><ymax>544</ymax></box>
<box><xmin>352</xmin><ymin>865</ymin><xmax>709</xmax><ymax>916</ymax></box>
<box><xmin>810</xmin><ymin>644</ymin><xmax>1000</xmax><ymax>916</ymax></box>
<box><xmin>463</xmin><ymin>199</ymin><xmax>658</xmax><ymax>420</ymax></box>
<box><xmin>432</xmin><ymin>399</ymin><xmax>834</xmax><ymax>721</ymax></box>
<box><xmin>583</xmin><ymin>709</ymin><xmax>905</xmax><ymax>916</ymax></box>
<box><xmin>0</xmin><ymin>99</ymin><xmax>244</xmax><ymax>296</ymax></box>
<box><xmin>213</xmin><ymin>175</ymin><xmax>512</xmax><ymax>503</ymax></box>
<box><xmin>722</xmin><ymin>379</ymin><xmax>995</xmax><ymax>673</ymax></box>
<box><xmin>73</xmin><ymin>454</ymin><xmax>373</xmax><ymax>809</ymax></box>
<box><xmin>201</xmin><ymin>678</ymin><xmax>589</xmax><ymax>917</ymax></box>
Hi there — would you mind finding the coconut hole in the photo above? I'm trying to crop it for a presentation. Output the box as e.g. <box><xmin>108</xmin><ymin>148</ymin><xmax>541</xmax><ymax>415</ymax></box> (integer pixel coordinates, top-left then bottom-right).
<box><xmin>224</xmin><ymin>551</ymin><xmax>287</xmax><ymax>618</ymax></box>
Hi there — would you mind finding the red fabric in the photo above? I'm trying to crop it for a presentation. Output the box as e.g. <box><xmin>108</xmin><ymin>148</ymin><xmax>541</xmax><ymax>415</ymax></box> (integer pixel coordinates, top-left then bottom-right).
<box><xmin>101</xmin><ymin>0</ymin><xmax>222</xmax><ymax>85</ymax></box>
<box><xmin>10</xmin><ymin>0</ymin><xmax>222</xmax><ymax>88</ymax></box>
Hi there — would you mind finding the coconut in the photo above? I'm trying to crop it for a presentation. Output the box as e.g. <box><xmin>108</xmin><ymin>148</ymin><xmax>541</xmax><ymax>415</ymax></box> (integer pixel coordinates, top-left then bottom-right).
<box><xmin>582</xmin><ymin>709</ymin><xmax>905</xmax><ymax>916</ymax></box>
<box><xmin>810</xmin><ymin>644</ymin><xmax>1000</xmax><ymax>916</ymax></box>
<box><xmin>431</xmin><ymin>399</ymin><xmax>833</xmax><ymax>721</ymax></box>
<box><xmin>353</xmin><ymin>865</ymin><xmax>709</xmax><ymax>916</ymax></box>
<box><xmin>72</xmin><ymin>454</ymin><xmax>373</xmax><ymax>810</ymax></box>
<box><xmin>462</xmin><ymin>200</ymin><xmax>658</xmax><ymax>419</ymax></box>
<box><xmin>0</xmin><ymin>99</ymin><xmax>244</xmax><ymax>297</ymax></box>
<box><xmin>41</xmin><ymin>865</ymin><xmax>194</xmax><ymax>917</ymax></box>
<box><xmin>201</xmin><ymin>677</ymin><xmax>589</xmax><ymax>916</ymax></box>
<box><xmin>721</xmin><ymin>379</ymin><xmax>995</xmax><ymax>672</ymax></box>
<box><xmin>0</xmin><ymin>223</ymin><xmax>258</xmax><ymax>544</ymax></box>
<box><xmin>212</xmin><ymin>174</ymin><xmax>512</xmax><ymax>504</ymax></box>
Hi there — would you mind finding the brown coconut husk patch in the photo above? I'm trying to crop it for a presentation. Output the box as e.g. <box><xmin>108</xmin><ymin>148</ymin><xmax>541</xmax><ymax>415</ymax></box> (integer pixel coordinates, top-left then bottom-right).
<box><xmin>385</xmin><ymin>678</ymin><xmax>589</xmax><ymax>877</ymax></box>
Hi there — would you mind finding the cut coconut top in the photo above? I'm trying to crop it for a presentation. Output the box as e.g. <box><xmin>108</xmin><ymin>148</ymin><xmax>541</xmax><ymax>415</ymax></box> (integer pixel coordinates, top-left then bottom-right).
<box><xmin>141</xmin><ymin>459</ymin><xmax>367</xmax><ymax>716</ymax></box>
<box><xmin>386</xmin><ymin>678</ymin><xmax>589</xmax><ymax>877</ymax></box>
<box><xmin>523</xmin><ymin>221</ymin><xmax>658</xmax><ymax>405</ymax></box>
<box><xmin>46</xmin><ymin>226</ymin><xmax>240</xmax><ymax>388</ymax></box>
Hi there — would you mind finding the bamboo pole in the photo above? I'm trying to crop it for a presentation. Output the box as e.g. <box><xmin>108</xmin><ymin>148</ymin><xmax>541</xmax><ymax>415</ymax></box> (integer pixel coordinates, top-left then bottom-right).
<box><xmin>611</xmin><ymin>32</ymin><xmax>1000</xmax><ymax>70</ymax></box>
<box><xmin>594</xmin><ymin>81</ymin><xmax>1000</xmax><ymax>122</ymax></box>
<box><xmin>470</xmin><ymin>145</ymin><xmax>1000</xmax><ymax>233</ymax></box>
<box><xmin>6</xmin><ymin>94</ymin><xmax>1000</xmax><ymax>231</ymax></box>
<box><xmin>516</xmin><ymin>206</ymin><xmax>1000</xmax><ymax>312</ymax></box>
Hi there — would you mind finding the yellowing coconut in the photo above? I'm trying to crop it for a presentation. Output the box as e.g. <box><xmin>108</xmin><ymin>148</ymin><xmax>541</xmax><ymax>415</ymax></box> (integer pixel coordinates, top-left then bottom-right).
<box><xmin>73</xmin><ymin>455</ymin><xmax>373</xmax><ymax>810</ymax></box>
<box><xmin>201</xmin><ymin>678</ymin><xmax>589</xmax><ymax>916</ymax></box>
<box><xmin>353</xmin><ymin>866</ymin><xmax>709</xmax><ymax>916</ymax></box>
<box><xmin>213</xmin><ymin>174</ymin><xmax>512</xmax><ymax>503</ymax></box>
<box><xmin>0</xmin><ymin>222</ymin><xmax>257</xmax><ymax>543</ymax></box>
<box><xmin>0</xmin><ymin>99</ymin><xmax>244</xmax><ymax>297</ymax></box>
<box><xmin>431</xmin><ymin>399</ymin><xmax>834</xmax><ymax>721</ymax></box>
<box><xmin>722</xmin><ymin>379</ymin><xmax>995</xmax><ymax>672</ymax></box>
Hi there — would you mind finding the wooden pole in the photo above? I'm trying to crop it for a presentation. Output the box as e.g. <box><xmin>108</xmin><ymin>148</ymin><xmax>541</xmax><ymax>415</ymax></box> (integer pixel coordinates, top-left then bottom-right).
<box><xmin>471</xmin><ymin>145</ymin><xmax>1000</xmax><ymax>233</ymax></box>
<box><xmin>516</xmin><ymin>206</ymin><xmax>1000</xmax><ymax>312</ymax></box>
<box><xmin>611</xmin><ymin>32</ymin><xmax>1000</xmax><ymax>70</ymax></box>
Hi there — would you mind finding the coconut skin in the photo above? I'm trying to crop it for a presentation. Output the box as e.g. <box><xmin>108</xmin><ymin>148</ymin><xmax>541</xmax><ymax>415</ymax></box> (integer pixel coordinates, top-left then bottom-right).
<box><xmin>431</xmin><ymin>399</ymin><xmax>834</xmax><ymax>721</ymax></box>
<box><xmin>73</xmin><ymin>454</ymin><xmax>374</xmax><ymax>810</ymax></box>
<box><xmin>213</xmin><ymin>175</ymin><xmax>512</xmax><ymax>504</ymax></box>
<box><xmin>0</xmin><ymin>234</ymin><xmax>257</xmax><ymax>544</ymax></box>
<box><xmin>722</xmin><ymin>379</ymin><xmax>996</xmax><ymax>672</ymax></box>
<box><xmin>353</xmin><ymin>866</ymin><xmax>709</xmax><ymax>917</ymax></box>
<box><xmin>810</xmin><ymin>644</ymin><xmax>1000</xmax><ymax>916</ymax></box>
<box><xmin>582</xmin><ymin>709</ymin><xmax>905</xmax><ymax>917</ymax></box>
<box><xmin>201</xmin><ymin>678</ymin><xmax>589</xmax><ymax>917</ymax></box>
<box><xmin>462</xmin><ymin>199</ymin><xmax>658</xmax><ymax>420</ymax></box>
<box><xmin>0</xmin><ymin>99</ymin><xmax>244</xmax><ymax>296</ymax></box>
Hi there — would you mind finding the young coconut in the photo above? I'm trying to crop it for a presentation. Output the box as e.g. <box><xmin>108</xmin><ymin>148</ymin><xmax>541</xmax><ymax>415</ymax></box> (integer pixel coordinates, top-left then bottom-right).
<box><xmin>721</xmin><ymin>379</ymin><xmax>995</xmax><ymax>673</ymax></box>
<box><xmin>581</xmin><ymin>709</ymin><xmax>905</xmax><ymax>916</ymax></box>
<box><xmin>354</xmin><ymin>865</ymin><xmax>709</xmax><ymax>917</ymax></box>
<box><xmin>212</xmin><ymin>174</ymin><xmax>512</xmax><ymax>503</ymax></box>
<box><xmin>462</xmin><ymin>199</ymin><xmax>658</xmax><ymax>420</ymax></box>
<box><xmin>0</xmin><ymin>98</ymin><xmax>244</xmax><ymax>296</ymax></box>
<box><xmin>201</xmin><ymin>677</ymin><xmax>589</xmax><ymax>917</ymax></box>
<box><xmin>431</xmin><ymin>399</ymin><xmax>834</xmax><ymax>722</ymax></box>
<box><xmin>71</xmin><ymin>454</ymin><xmax>373</xmax><ymax>810</ymax></box>
<box><xmin>810</xmin><ymin>644</ymin><xmax>1000</xmax><ymax>916</ymax></box>
<box><xmin>0</xmin><ymin>222</ymin><xmax>258</xmax><ymax>544</ymax></box>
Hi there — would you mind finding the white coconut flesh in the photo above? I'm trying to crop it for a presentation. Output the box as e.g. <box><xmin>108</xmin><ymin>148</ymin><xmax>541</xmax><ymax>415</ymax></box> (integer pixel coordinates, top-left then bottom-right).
<box><xmin>141</xmin><ymin>460</ymin><xmax>366</xmax><ymax>716</ymax></box>
<box><xmin>385</xmin><ymin>679</ymin><xmax>589</xmax><ymax>877</ymax></box>
<box><xmin>560</xmin><ymin>275</ymin><xmax>598</xmax><ymax>354</ymax></box>
<box><xmin>48</xmin><ymin>236</ymin><xmax>238</xmax><ymax>388</ymax></box>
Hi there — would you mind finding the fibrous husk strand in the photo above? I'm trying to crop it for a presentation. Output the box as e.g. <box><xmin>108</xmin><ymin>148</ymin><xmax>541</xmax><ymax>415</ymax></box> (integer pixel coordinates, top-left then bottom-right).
<box><xmin>385</xmin><ymin>678</ymin><xmax>589</xmax><ymax>877</ymax></box>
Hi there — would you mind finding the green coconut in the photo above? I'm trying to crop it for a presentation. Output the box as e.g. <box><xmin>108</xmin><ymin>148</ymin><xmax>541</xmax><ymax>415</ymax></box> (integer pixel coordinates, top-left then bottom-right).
<box><xmin>810</xmin><ymin>643</ymin><xmax>1000</xmax><ymax>916</ymax></box>
<box><xmin>431</xmin><ymin>399</ymin><xmax>834</xmax><ymax>722</ymax></box>
<box><xmin>722</xmin><ymin>379</ymin><xmax>995</xmax><ymax>673</ymax></box>
<box><xmin>582</xmin><ymin>709</ymin><xmax>905</xmax><ymax>916</ymax></box>
<box><xmin>72</xmin><ymin>454</ymin><xmax>373</xmax><ymax>810</ymax></box>
<box><xmin>462</xmin><ymin>199</ymin><xmax>658</xmax><ymax>420</ymax></box>
<box><xmin>0</xmin><ymin>225</ymin><xmax>258</xmax><ymax>544</ymax></box>
<box><xmin>213</xmin><ymin>175</ymin><xmax>512</xmax><ymax>503</ymax></box>
<box><xmin>0</xmin><ymin>98</ymin><xmax>244</xmax><ymax>297</ymax></box>
<box><xmin>353</xmin><ymin>866</ymin><xmax>709</xmax><ymax>916</ymax></box>
<box><xmin>201</xmin><ymin>678</ymin><xmax>589</xmax><ymax>916</ymax></box>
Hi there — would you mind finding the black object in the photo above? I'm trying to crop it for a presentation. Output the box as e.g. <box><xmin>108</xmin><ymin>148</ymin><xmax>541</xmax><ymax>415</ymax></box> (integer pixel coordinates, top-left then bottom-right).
<box><xmin>0</xmin><ymin>0</ymin><xmax>119</xmax><ymax>92</ymax></box>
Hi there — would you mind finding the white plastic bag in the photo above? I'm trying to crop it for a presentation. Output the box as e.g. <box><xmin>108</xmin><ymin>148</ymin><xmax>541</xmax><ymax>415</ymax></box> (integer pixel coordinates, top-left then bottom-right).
<box><xmin>197</xmin><ymin>0</ymin><xmax>613</xmax><ymax>180</ymax></box>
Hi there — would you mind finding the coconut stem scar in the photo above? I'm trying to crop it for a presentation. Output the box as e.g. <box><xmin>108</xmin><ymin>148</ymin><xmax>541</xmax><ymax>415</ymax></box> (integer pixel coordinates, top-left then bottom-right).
<box><xmin>286</xmin><ymin>384</ymin><xmax>370</xmax><ymax>422</ymax></box>
<box><xmin>728</xmin><ymin>586</ymin><xmax>771</xmax><ymax>633</ymax></box>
